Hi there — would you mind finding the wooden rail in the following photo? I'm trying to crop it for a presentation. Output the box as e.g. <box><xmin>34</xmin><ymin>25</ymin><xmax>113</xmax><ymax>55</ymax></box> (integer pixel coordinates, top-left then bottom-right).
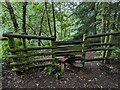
<box><xmin>3</xmin><ymin>32</ymin><xmax>120</xmax><ymax>74</ymax></box>
<box><xmin>54</xmin><ymin>40</ymin><xmax>83</xmax><ymax>45</ymax></box>
<box><xmin>3</xmin><ymin>33</ymin><xmax>55</xmax><ymax>40</ymax></box>
<box><xmin>0</xmin><ymin>37</ymin><xmax>8</xmax><ymax>41</ymax></box>
<box><xmin>86</xmin><ymin>32</ymin><xmax>120</xmax><ymax>39</ymax></box>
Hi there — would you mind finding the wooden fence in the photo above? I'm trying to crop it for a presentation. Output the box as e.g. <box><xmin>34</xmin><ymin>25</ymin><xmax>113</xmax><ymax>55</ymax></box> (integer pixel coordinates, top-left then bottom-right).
<box><xmin>2</xmin><ymin>32</ymin><xmax>120</xmax><ymax>74</ymax></box>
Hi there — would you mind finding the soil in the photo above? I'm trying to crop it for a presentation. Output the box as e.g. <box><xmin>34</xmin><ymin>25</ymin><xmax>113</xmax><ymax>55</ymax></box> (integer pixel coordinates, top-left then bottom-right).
<box><xmin>2</xmin><ymin>52</ymin><xmax>120</xmax><ymax>89</ymax></box>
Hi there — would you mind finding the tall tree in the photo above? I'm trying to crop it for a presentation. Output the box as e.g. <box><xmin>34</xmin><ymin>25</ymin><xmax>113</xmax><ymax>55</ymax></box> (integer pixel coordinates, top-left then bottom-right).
<box><xmin>5</xmin><ymin>0</ymin><xmax>19</xmax><ymax>32</ymax></box>
<box><xmin>22</xmin><ymin>2</ymin><xmax>28</xmax><ymax>48</ymax></box>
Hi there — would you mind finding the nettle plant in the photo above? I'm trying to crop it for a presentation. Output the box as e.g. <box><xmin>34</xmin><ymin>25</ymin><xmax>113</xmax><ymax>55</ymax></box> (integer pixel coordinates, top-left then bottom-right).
<box><xmin>111</xmin><ymin>47</ymin><xmax>120</xmax><ymax>59</ymax></box>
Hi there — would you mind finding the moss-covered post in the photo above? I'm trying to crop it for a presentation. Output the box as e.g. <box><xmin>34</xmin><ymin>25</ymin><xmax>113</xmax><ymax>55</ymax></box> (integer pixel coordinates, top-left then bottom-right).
<box><xmin>7</xmin><ymin>32</ymin><xmax>17</xmax><ymax>75</ymax></box>
<box><xmin>102</xmin><ymin>35</ymin><xmax>108</xmax><ymax>63</ymax></box>
<box><xmin>82</xmin><ymin>34</ymin><xmax>86</xmax><ymax>67</ymax></box>
<box><xmin>104</xmin><ymin>34</ymin><xmax>112</xmax><ymax>63</ymax></box>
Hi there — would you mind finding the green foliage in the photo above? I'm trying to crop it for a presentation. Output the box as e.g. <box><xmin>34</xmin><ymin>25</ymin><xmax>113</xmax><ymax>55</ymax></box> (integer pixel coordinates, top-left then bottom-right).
<box><xmin>1</xmin><ymin>41</ymin><xmax>9</xmax><ymax>69</ymax></box>
<box><xmin>46</xmin><ymin>65</ymin><xmax>61</xmax><ymax>80</ymax></box>
<box><xmin>111</xmin><ymin>47</ymin><xmax>120</xmax><ymax>59</ymax></box>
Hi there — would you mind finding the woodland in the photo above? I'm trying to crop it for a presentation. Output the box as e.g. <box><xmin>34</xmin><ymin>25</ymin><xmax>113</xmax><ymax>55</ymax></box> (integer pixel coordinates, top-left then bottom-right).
<box><xmin>0</xmin><ymin>1</ymin><xmax>120</xmax><ymax>88</ymax></box>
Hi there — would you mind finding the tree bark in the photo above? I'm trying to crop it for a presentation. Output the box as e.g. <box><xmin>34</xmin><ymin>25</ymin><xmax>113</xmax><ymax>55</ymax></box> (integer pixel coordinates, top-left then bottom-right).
<box><xmin>22</xmin><ymin>2</ymin><xmax>27</xmax><ymax>35</ymax></box>
<box><xmin>5</xmin><ymin>0</ymin><xmax>19</xmax><ymax>32</ymax></box>
<box><xmin>45</xmin><ymin>2</ymin><xmax>52</xmax><ymax>36</ymax></box>
<box><xmin>22</xmin><ymin>2</ymin><xmax>28</xmax><ymax>48</ymax></box>
<box><xmin>38</xmin><ymin>4</ymin><xmax>45</xmax><ymax>46</ymax></box>
<box><xmin>52</xmin><ymin>2</ymin><xmax>56</xmax><ymax>40</ymax></box>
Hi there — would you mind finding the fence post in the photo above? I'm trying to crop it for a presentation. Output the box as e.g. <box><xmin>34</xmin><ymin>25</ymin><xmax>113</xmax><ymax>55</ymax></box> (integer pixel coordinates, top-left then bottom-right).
<box><xmin>82</xmin><ymin>34</ymin><xmax>86</xmax><ymax>67</ymax></box>
<box><xmin>102</xmin><ymin>35</ymin><xmax>108</xmax><ymax>63</ymax></box>
<box><xmin>7</xmin><ymin>32</ymin><xmax>18</xmax><ymax>75</ymax></box>
<box><xmin>104</xmin><ymin>34</ymin><xmax>112</xmax><ymax>63</ymax></box>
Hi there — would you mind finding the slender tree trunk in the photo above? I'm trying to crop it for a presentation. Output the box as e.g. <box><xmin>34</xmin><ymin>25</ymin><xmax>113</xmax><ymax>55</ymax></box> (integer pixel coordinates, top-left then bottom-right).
<box><xmin>5</xmin><ymin>0</ymin><xmax>19</xmax><ymax>33</ymax></box>
<box><xmin>22</xmin><ymin>2</ymin><xmax>27</xmax><ymax>35</ymax></box>
<box><xmin>101</xmin><ymin>3</ymin><xmax>107</xmax><ymax>43</ymax></box>
<box><xmin>22</xmin><ymin>2</ymin><xmax>27</xmax><ymax>48</ymax></box>
<box><xmin>45</xmin><ymin>2</ymin><xmax>52</xmax><ymax>36</ymax></box>
<box><xmin>52</xmin><ymin>2</ymin><xmax>56</xmax><ymax>40</ymax></box>
<box><xmin>38</xmin><ymin>4</ymin><xmax>45</xmax><ymax>46</ymax></box>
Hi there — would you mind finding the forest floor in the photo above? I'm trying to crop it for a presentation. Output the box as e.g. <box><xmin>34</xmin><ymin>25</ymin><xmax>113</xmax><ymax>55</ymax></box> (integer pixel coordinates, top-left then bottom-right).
<box><xmin>2</xmin><ymin>52</ymin><xmax>120</xmax><ymax>89</ymax></box>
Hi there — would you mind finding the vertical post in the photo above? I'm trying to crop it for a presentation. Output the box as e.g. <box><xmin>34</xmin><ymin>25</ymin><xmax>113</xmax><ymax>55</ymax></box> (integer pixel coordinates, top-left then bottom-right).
<box><xmin>104</xmin><ymin>34</ymin><xmax>112</xmax><ymax>63</ymax></box>
<box><xmin>102</xmin><ymin>35</ymin><xmax>108</xmax><ymax>63</ymax></box>
<box><xmin>7</xmin><ymin>32</ymin><xmax>17</xmax><ymax>75</ymax></box>
<box><xmin>22</xmin><ymin>33</ymin><xmax>26</xmax><ymax>48</ymax></box>
<box><xmin>82</xmin><ymin>34</ymin><xmax>86</xmax><ymax>67</ymax></box>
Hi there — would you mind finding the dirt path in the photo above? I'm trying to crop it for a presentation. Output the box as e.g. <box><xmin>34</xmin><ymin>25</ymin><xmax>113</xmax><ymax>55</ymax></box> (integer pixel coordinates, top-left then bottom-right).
<box><xmin>2</xmin><ymin>52</ymin><xmax>120</xmax><ymax>88</ymax></box>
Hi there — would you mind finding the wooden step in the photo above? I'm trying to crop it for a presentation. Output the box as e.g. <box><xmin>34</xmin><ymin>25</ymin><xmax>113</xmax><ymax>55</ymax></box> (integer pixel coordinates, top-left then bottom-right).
<box><xmin>55</xmin><ymin>56</ymin><xmax>68</xmax><ymax>62</ymax></box>
<box><xmin>72</xmin><ymin>62</ymin><xmax>83</xmax><ymax>67</ymax></box>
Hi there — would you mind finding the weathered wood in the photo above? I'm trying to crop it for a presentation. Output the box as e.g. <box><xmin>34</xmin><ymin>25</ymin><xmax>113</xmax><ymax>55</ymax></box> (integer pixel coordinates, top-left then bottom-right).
<box><xmin>54</xmin><ymin>46</ymin><xmax>86</xmax><ymax>51</ymax></box>
<box><xmin>85</xmin><ymin>43</ymin><xmax>118</xmax><ymax>47</ymax></box>
<box><xmin>81</xmin><ymin>34</ymin><xmax>86</xmax><ymax>67</ymax></box>
<box><xmin>86</xmin><ymin>47</ymin><xmax>115</xmax><ymax>52</ymax></box>
<box><xmin>3</xmin><ymin>33</ymin><xmax>55</xmax><ymax>40</ymax></box>
<box><xmin>54</xmin><ymin>40</ymin><xmax>83</xmax><ymax>45</ymax></box>
<box><xmin>84</xmin><ymin>58</ymin><xmax>113</xmax><ymax>62</ymax></box>
<box><xmin>54</xmin><ymin>50</ymin><xmax>82</xmax><ymax>54</ymax></box>
<box><xmin>86</xmin><ymin>32</ymin><xmax>120</xmax><ymax>39</ymax></box>
<box><xmin>9</xmin><ymin>45</ymin><xmax>85</xmax><ymax>52</ymax></box>
<box><xmin>8</xmin><ymin>52</ymin><xmax>53</xmax><ymax>58</ymax></box>
<box><xmin>55</xmin><ymin>52</ymin><xmax>84</xmax><ymax>56</ymax></box>
<box><xmin>0</xmin><ymin>37</ymin><xmax>8</xmax><ymax>41</ymax></box>
<box><xmin>10</xmin><ymin>58</ymin><xmax>53</xmax><ymax>66</ymax></box>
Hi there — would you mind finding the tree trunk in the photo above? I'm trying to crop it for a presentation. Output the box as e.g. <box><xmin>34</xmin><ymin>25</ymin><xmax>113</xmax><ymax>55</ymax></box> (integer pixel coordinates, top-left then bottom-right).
<box><xmin>5</xmin><ymin>0</ymin><xmax>19</xmax><ymax>33</ymax></box>
<box><xmin>38</xmin><ymin>5</ymin><xmax>45</xmax><ymax>46</ymax></box>
<box><xmin>45</xmin><ymin>2</ymin><xmax>52</xmax><ymax>36</ymax></box>
<box><xmin>22</xmin><ymin>2</ymin><xmax>27</xmax><ymax>48</ymax></box>
<box><xmin>52</xmin><ymin>2</ymin><xmax>56</xmax><ymax>40</ymax></box>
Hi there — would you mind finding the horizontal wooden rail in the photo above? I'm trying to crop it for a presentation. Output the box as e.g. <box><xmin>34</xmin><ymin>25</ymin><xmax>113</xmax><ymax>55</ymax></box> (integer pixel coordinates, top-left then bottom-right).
<box><xmin>85</xmin><ymin>43</ymin><xmax>118</xmax><ymax>47</ymax></box>
<box><xmin>0</xmin><ymin>37</ymin><xmax>8</xmax><ymax>41</ymax></box>
<box><xmin>54</xmin><ymin>40</ymin><xmax>83</xmax><ymax>45</ymax></box>
<box><xmin>54</xmin><ymin>50</ymin><xmax>82</xmax><ymax>54</ymax></box>
<box><xmin>84</xmin><ymin>58</ymin><xmax>113</xmax><ymax>62</ymax></box>
<box><xmin>10</xmin><ymin>58</ymin><xmax>54</xmax><ymax>66</ymax></box>
<box><xmin>8</xmin><ymin>52</ymin><xmax>53</xmax><ymax>58</ymax></box>
<box><xmin>85</xmin><ymin>47</ymin><xmax>115</xmax><ymax>52</ymax></box>
<box><xmin>9</xmin><ymin>45</ymin><xmax>86</xmax><ymax>52</ymax></box>
<box><xmin>3</xmin><ymin>33</ymin><xmax>55</xmax><ymax>40</ymax></box>
<box><xmin>86</xmin><ymin>32</ymin><xmax>120</xmax><ymax>39</ymax></box>
<box><xmin>9</xmin><ymin>46</ymin><xmax>54</xmax><ymax>52</ymax></box>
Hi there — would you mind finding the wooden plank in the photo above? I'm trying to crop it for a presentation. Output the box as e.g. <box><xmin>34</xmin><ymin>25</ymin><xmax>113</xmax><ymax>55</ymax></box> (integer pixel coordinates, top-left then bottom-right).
<box><xmin>86</xmin><ymin>32</ymin><xmax>120</xmax><ymax>39</ymax></box>
<box><xmin>54</xmin><ymin>40</ymin><xmax>83</xmax><ymax>45</ymax></box>
<box><xmin>85</xmin><ymin>43</ymin><xmax>118</xmax><ymax>47</ymax></box>
<box><xmin>0</xmin><ymin>37</ymin><xmax>8</xmax><ymax>41</ymax></box>
<box><xmin>10</xmin><ymin>58</ymin><xmax>54</xmax><ymax>66</ymax></box>
<box><xmin>55</xmin><ymin>52</ymin><xmax>84</xmax><ymax>56</ymax></box>
<box><xmin>9</xmin><ymin>46</ymin><xmax>53</xmax><ymax>52</ymax></box>
<box><xmin>54</xmin><ymin>50</ymin><xmax>82</xmax><ymax>54</ymax></box>
<box><xmin>8</xmin><ymin>52</ymin><xmax>53</xmax><ymax>58</ymax></box>
<box><xmin>54</xmin><ymin>46</ymin><xmax>86</xmax><ymax>51</ymax></box>
<box><xmin>84</xmin><ymin>58</ymin><xmax>113</xmax><ymax>62</ymax></box>
<box><xmin>3</xmin><ymin>33</ymin><xmax>55</xmax><ymax>40</ymax></box>
<box><xmin>9</xmin><ymin>45</ymin><xmax>85</xmax><ymax>52</ymax></box>
<box><xmin>85</xmin><ymin>47</ymin><xmax>115</xmax><ymax>52</ymax></box>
